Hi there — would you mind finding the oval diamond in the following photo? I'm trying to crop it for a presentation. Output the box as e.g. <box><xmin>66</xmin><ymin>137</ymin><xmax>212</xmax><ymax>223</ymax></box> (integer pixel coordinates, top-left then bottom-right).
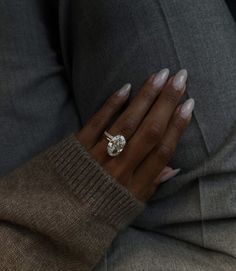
<box><xmin>107</xmin><ymin>135</ymin><xmax>126</xmax><ymax>156</ymax></box>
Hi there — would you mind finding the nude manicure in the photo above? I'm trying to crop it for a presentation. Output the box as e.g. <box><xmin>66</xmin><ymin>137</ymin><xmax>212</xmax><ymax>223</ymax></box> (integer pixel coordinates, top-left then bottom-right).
<box><xmin>117</xmin><ymin>83</ymin><xmax>131</xmax><ymax>97</ymax></box>
<box><xmin>180</xmin><ymin>98</ymin><xmax>195</xmax><ymax>119</ymax></box>
<box><xmin>152</xmin><ymin>68</ymin><xmax>170</xmax><ymax>88</ymax></box>
<box><xmin>172</xmin><ymin>69</ymin><xmax>188</xmax><ymax>91</ymax></box>
<box><xmin>160</xmin><ymin>168</ymin><xmax>181</xmax><ymax>183</ymax></box>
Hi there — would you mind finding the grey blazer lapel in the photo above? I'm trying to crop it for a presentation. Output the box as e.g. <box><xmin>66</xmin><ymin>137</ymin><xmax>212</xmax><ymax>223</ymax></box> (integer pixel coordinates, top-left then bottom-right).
<box><xmin>159</xmin><ymin>0</ymin><xmax>236</xmax><ymax>155</ymax></box>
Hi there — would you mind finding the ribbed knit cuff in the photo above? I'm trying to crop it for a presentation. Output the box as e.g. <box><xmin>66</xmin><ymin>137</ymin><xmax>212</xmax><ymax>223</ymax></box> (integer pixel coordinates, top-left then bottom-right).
<box><xmin>45</xmin><ymin>133</ymin><xmax>146</xmax><ymax>230</ymax></box>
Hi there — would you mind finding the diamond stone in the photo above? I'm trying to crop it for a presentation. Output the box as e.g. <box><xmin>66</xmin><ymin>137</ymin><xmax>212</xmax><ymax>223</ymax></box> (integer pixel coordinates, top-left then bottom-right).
<box><xmin>107</xmin><ymin>135</ymin><xmax>126</xmax><ymax>156</ymax></box>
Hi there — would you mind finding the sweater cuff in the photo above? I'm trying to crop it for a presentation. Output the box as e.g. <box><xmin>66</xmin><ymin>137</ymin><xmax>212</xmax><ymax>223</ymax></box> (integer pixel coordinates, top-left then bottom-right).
<box><xmin>45</xmin><ymin>133</ymin><xmax>146</xmax><ymax>230</ymax></box>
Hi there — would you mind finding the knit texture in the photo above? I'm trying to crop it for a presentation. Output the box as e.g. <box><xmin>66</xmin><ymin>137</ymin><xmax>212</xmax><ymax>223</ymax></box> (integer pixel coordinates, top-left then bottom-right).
<box><xmin>45</xmin><ymin>133</ymin><xmax>146</xmax><ymax>230</ymax></box>
<box><xmin>0</xmin><ymin>133</ymin><xmax>145</xmax><ymax>270</ymax></box>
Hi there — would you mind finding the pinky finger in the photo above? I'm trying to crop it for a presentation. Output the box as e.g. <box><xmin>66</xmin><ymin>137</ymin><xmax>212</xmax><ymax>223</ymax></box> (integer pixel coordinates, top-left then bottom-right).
<box><xmin>158</xmin><ymin>168</ymin><xmax>181</xmax><ymax>184</ymax></box>
<box><xmin>76</xmin><ymin>83</ymin><xmax>131</xmax><ymax>148</ymax></box>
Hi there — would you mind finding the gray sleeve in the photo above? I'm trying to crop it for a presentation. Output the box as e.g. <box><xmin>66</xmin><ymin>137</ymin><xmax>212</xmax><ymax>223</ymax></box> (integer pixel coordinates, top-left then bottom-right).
<box><xmin>0</xmin><ymin>0</ymin><xmax>81</xmax><ymax>176</ymax></box>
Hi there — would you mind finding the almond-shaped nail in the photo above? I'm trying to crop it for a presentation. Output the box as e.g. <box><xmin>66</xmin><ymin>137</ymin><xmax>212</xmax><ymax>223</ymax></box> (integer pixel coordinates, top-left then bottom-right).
<box><xmin>159</xmin><ymin>168</ymin><xmax>181</xmax><ymax>183</ymax></box>
<box><xmin>180</xmin><ymin>98</ymin><xmax>195</xmax><ymax>119</ymax></box>
<box><xmin>152</xmin><ymin>68</ymin><xmax>170</xmax><ymax>89</ymax></box>
<box><xmin>172</xmin><ymin>69</ymin><xmax>188</xmax><ymax>91</ymax></box>
<box><xmin>160</xmin><ymin>166</ymin><xmax>173</xmax><ymax>177</ymax></box>
<box><xmin>117</xmin><ymin>83</ymin><xmax>131</xmax><ymax>97</ymax></box>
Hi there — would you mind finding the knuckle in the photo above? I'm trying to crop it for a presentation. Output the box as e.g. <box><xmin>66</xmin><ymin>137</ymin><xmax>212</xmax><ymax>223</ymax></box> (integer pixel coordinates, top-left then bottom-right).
<box><xmin>118</xmin><ymin>118</ymin><xmax>136</xmax><ymax>135</ymax></box>
<box><xmin>130</xmin><ymin>184</ymin><xmax>155</xmax><ymax>202</ymax></box>
<box><xmin>89</xmin><ymin>114</ymin><xmax>104</xmax><ymax>129</ymax></box>
<box><xmin>164</xmin><ymin>90</ymin><xmax>179</xmax><ymax>105</ymax></box>
<box><xmin>105</xmin><ymin>160</ymin><xmax>121</xmax><ymax>177</ymax></box>
<box><xmin>172</xmin><ymin>116</ymin><xmax>186</xmax><ymax>133</ymax></box>
<box><xmin>146</xmin><ymin>121</ymin><xmax>163</xmax><ymax>142</ymax></box>
<box><xmin>129</xmin><ymin>185</ymin><xmax>145</xmax><ymax>201</ymax></box>
<box><xmin>141</xmin><ymin>86</ymin><xmax>157</xmax><ymax>102</ymax></box>
<box><xmin>158</xmin><ymin>143</ymin><xmax>175</xmax><ymax>163</ymax></box>
<box><xmin>106</xmin><ymin>160</ymin><xmax>132</xmax><ymax>184</ymax></box>
<box><xmin>105</xmin><ymin>95</ymin><xmax>121</xmax><ymax>109</ymax></box>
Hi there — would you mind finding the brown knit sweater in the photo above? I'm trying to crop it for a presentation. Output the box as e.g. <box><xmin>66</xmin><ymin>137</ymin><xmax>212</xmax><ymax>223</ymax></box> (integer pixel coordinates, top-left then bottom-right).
<box><xmin>0</xmin><ymin>133</ymin><xmax>145</xmax><ymax>270</ymax></box>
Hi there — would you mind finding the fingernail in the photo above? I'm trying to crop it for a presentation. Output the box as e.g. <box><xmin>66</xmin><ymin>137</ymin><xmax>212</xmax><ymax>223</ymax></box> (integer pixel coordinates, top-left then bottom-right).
<box><xmin>180</xmin><ymin>98</ymin><xmax>195</xmax><ymax>119</ymax></box>
<box><xmin>172</xmin><ymin>69</ymin><xmax>188</xmax><ymax>91</ymax></box>
<box><xmin>160</xmin><ymin>166</ymin><xmax>173</xmax><ymax>176</ymax></box>
<box><xmin>152</xmin><ymin>68</ymin><xmax>170</xmax><ymax>88</ymax></box>
<box><xmin>117</xmin><ymin>83</ymin><xmax>131</xmax><ymax>97</ymax></box>
<box><xmin>160</xmin><ymin>168</ymin><xmax>181</xmax><ymax>183</ymax></box>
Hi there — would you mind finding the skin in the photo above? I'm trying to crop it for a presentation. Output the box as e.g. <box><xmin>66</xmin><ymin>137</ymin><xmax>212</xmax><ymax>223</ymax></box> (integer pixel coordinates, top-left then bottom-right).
<box><xmin>75</xmin><ymin>71</ymin><xmax>192</xmax><ymax>202</ymax></box>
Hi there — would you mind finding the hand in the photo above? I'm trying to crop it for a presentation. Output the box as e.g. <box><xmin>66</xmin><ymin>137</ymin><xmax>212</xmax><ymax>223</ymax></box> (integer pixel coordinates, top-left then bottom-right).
<box><xmin>75</xmin><ymin>68</ymin><xmax>194</xmax><ymax>202</ymax></box>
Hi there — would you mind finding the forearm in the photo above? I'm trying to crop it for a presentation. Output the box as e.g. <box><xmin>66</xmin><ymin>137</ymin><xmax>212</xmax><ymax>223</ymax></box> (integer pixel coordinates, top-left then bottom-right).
<box><xmin>0</xmin><ymin>133</ymin><xmax>144</xmax><ymax>270</ymax></box>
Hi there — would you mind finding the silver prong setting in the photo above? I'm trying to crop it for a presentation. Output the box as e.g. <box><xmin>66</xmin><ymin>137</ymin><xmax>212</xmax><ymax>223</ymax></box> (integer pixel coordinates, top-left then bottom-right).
<box><xmin>104</xmin><ymin>131</ymin><xmax>126</xmax><ymax>157</ymax></box>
